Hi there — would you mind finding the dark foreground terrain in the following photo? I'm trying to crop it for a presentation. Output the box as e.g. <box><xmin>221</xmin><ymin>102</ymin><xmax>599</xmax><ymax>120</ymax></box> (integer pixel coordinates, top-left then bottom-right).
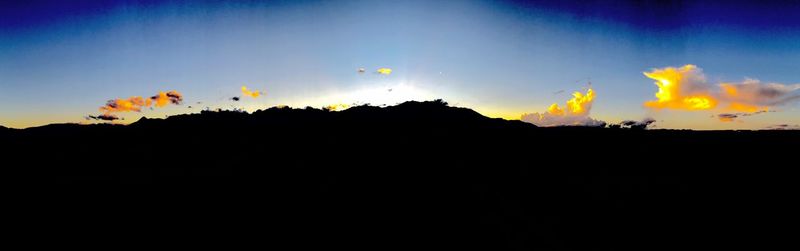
<box><xmin>2</xmin><ymin>100</ymin><xmax>797</xmax><ymax>249</ymax></box>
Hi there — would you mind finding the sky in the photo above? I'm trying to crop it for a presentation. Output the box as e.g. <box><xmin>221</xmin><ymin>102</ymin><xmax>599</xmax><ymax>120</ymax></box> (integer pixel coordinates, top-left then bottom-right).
<box><xmin>1</xmin><ymin>0</ymin><xmax>799</xmax><ymax>129</ymax></box>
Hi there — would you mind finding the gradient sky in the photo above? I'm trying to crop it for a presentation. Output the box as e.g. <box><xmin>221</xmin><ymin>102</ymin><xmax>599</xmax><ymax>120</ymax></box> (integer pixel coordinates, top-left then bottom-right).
<box><xmin>2</xmin><ymin>0</ymin><xmax>799</xmax><ymax>129</ymax></box>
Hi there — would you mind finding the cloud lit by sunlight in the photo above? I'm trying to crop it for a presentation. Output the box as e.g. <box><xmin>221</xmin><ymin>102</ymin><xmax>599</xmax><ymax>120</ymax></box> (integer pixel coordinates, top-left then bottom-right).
<box><xmin>324</xmin><ymin>103</ymin><xmax>350</xmax><ymax>111</ymax></box>
<box><xmin>241</xmin><ymin>86</ymin><xmax>263</xmax><ymax>98</ymax></box>
<box><xmin>151</xmin><ymin>91</ymin><xmax>183</xmax><ymax>107</ymax></box>
<box><xmin>94</xmin><ymin>90</ymin><xmax>183</xmax><ymax>122</ymax></box>
<box><xmin>643</xmin><ymin>65</ymin><xmax>800</xmax><ymax>116</ymax></box>
<box><xmin>99</xmin><ymin>91</ymin><xmax>183</xmax><ymax>114</ymax></box>
<box><xmin>643</xmin><ymin>65</ymin><xmax>717</xmax><ymax>110</ymax></box>
<box><xmin>376</xmin><ymin>68</ymin><xmax>392</xmax><ymax>75</ymax></box>
<box><xmin>521</xmin><ymin>88</ymin><xmax>605</xmax><ymax>127</ymax></box>
<box><xmin>718</xmin><ymin>79</ymin><xmax>799</xmax><ymax>109</ymax></box>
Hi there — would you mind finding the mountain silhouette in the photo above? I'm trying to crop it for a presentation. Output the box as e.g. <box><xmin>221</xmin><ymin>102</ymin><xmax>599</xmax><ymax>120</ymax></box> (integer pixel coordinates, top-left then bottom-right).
<box><xmin>2</xmin><ymin>100</ymin><xmax>797</xmax><ymax>250</ymax></box>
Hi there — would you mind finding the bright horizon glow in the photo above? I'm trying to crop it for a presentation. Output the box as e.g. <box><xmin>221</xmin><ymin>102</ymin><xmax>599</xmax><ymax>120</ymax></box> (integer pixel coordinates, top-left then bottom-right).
<box><xmin>322</xmin><ymin>82</ymin><xmax>434</xmax><ymax>107</ymax></box>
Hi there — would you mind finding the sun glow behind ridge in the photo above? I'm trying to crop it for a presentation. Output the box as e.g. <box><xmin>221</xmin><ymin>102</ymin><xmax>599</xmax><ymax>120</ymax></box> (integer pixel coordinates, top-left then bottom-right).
<box><xmin>315</xmin><ymin>82</ymin><xmax>436</xmax><ymax>109</ymax></box>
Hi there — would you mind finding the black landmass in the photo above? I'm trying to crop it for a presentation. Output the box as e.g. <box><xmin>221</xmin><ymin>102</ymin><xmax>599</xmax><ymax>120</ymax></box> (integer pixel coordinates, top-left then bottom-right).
<box><xmin>2</xmin><ymin>100</ymin><xmax>797</xmax><ymax>249</ymax></box>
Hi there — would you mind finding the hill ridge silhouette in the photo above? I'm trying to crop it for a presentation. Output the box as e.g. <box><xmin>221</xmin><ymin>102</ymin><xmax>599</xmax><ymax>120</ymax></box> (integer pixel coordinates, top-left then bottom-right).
<box><xmin>1</xmin><ymin>100</ymin><xmax>532</xmax><ymax>132</ymax></box>
<box><xmin>126</xmin><ymin>100</ymin><xmax>538</xmax><ymax>132</ymax></box>
<box><xmin>2</xmin><ymin>99</ymin><xmax>798</xmax><ymax>250</ymax></box>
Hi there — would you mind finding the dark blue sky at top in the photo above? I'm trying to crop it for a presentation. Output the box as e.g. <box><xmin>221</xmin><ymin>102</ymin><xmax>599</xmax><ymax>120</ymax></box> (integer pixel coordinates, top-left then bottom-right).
<box><xmin>504</xmin><ymin>0</ymin><xmax>800</xmax><ymax>30</ymax></box>
<box><xmin>1</xmin><ymin>0</ymin><xmax>799</xmax><ymax>129</ymax></box>
<box><xmin>4</xmin><ymin>0</ymin><xmax>800</xmax><ymax>33</ymax></box>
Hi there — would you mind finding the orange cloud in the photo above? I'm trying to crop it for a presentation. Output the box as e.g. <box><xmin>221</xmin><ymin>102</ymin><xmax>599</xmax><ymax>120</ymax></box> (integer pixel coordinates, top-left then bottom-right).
<box><xmin>546</xmin><ymin>103</ymin><xmax>564</xmax><ymax>116</ymax></box>
<box><xmin>565</xmin><ymin>88</ymin><xmax>594</xmax><ymax>115</ymax></box>
<box><xmin>718</xmin><ymin>79</ymin><xmax>799</xmax><ymax>110</ymax></box>
<box><xmin>643</xmin><ymin>64</ymin><xmax>717</xmax><ymax>110</ymax></box>
<box><xmin>100</xmin><ymin>96</ymin><xmax>149</xmax><ymax>113</ymax></box>
<box><xmin>643</xmin><ymin>65</ymin><xmax>799</xmax><ymax>117</ymax></box>
<box><xmin>521</xmin><ymin>88</ymin><xmax>605</xmax><ymax>127</ymax></box>
<box><xmin>376</xmin><ymin>68</ymin><xmax>392</xmax><ymax>75</ymax></box>
<box><xmin>726</xmin><ymin>102</ymin><xmax>763</xmax><ymax>113</ymax></box>
<box><xmin>241</xmin><ymin>86</ymin><xmax>263</xmax><ymax>98</ymax></box>
<box><xmin>324</xmin><ymin>103</ymin><xmax>350</xmax><ymax>111</ymax></box>
<box><xmin>150</xmin><ymin>91</ymin><xmax>183</xmax><ymax>107</ymax></box>
<box><xmin>98</xmin><ymin>90</ymin><xmax>183</xmax><ymax>118</ymax></box>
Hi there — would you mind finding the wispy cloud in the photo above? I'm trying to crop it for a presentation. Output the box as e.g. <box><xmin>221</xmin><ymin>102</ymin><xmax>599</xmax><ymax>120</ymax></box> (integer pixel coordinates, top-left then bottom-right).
<box><xmin>715</xmin><ymin>110</ymin><xmax>772</xmax><ymax>122</ymax></box>
<box><xmin>765</xmin><ymin>124</ymin><xmax>800</xmax><ymax>130</ymax></box>
<box><xmin>85</xmin><ymin>114</ymin><xmax>120</xmax><ymax>121</ymax></box>
<box><xmin>619</xmin><ymin>118</ymin><xmax>656</xmax><ymax>129</ymax></box>
<box><xmin>716</xmin><ymin>113</ymin><xmax>738</xmax><ymax>122</ymax></box>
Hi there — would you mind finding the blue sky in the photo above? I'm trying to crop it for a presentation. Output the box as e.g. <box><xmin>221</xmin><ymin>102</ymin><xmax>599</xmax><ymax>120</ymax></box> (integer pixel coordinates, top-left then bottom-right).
<box><xmin>1</xmin><ymin>0</ymin><xmax>799</xmax><ymax>129</ymax></box>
